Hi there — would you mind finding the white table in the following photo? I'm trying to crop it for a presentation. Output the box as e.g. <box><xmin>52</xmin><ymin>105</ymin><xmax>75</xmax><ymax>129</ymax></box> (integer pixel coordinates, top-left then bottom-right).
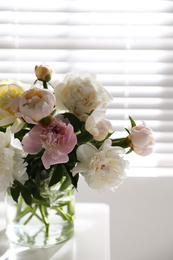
<box><xmin>0</xmin><ymin>202</ymin><xmax>110</xmax><ymax>260</ymax></box>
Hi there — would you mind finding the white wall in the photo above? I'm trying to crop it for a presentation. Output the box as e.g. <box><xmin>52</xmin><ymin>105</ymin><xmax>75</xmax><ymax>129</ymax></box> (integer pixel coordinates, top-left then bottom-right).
<box><xmin>0</xmin><ymin>192</ymin><xmax>4</xmax><ymax>201</ymax></box>
<box><xmin>76</xmin><ymin>176</ymin><xmax>173</xmax><ymax>260</ymax></box>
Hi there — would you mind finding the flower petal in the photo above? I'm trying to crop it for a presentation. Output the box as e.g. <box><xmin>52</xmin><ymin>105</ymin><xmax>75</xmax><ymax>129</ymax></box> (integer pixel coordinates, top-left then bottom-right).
<box><xmin>0</xmin><ymin>115</ymin><xmax>17</xmax><ymax>126</ymax></box>
<box><xmin>22</xmin><ymin>133</ymin><xmax>42</xmax><ymax>154</ymax></box>
<box><xmin>42</xmin><ymin>151</ymin><xmax>69</xmax><ymax>169</ymax></box>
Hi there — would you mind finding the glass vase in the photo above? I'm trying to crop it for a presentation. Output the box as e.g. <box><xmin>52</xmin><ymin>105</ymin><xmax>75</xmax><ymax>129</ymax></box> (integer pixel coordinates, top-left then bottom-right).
<box><xmin>5</xmin><ymin>180</ymin><xmax>75</xmax><ymax>248</ymax></box>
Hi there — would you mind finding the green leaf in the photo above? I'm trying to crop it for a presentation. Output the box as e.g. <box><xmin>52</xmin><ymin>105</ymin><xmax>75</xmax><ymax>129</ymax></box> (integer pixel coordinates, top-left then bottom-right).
<box><xmin>0</xmin><ymin>127</ymin><xmax>6</xmax><ymax>133</ymax></box>
<box><xmin>63</xmin><ymin>112</ymin><xmax>83</xmax><ymax>132</ymax></box>
<box><xmin>60</xmin><ymin>175</ymin><xmax>71</xmax><ymax>191</ymax></box>
<box><xmin>31</xmin><ymin>183</ymin><xmax>45</xmax><ymax>201</ymax></box>
<box><xmin>21</xmin><ymin>188</ymin><xmax>32</xmax><ymax>207</ymax></box>
<box><xmin>25</xmin><ymin>151</ymin><xmax>44</xmax><ymax>179</ymax></box>
<box><xmin>14</xmin><ymin>128</ymin><xmax>29</xmax><ymax>141</ymax></box>
<box><xmin>129</xmin><ymin>116</ymin><xmax>136</xmax><ymax>127</ymax></box>
<box><xmin>59</xmin><ymin>165</ymin><xmax>72</xmax><ymax>191</ymax></box>
<box><xmin>126</xmin><ymin>148</ymin><xmax>133</xmax><ymax>154</ymax></box>
<box><xmin>67</xmin><ymin>148</ymin><xmax>78</xmax><ymax>169</ymax></box>
<box><xmin>10</xmin><ymin>185</ymin><xmax>21</xmax><ymax>203</ymax></box>
<box><xmin>77</xmin><ymin>131</ymin><xmax>93</xmax><ymax>145</ymax></box>
<box><xmin>49</xmin><ymin>164</ymin><xmax>64</xmax><ymax>187</ymax></box>
<box><xmin>68</xmin><ymin>171</ymin><xmax>79</xmax><ymax>189</ymax></box>
<box><xmin>125</xmin><ymin>128</ymin><xmax>131</xmax><ymax>135</ymax></box>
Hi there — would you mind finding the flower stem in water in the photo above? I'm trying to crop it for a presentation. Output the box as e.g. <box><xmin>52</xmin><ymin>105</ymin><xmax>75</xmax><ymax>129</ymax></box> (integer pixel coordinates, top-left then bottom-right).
<box><xmin>23</xmin><ymin>205</ymin><xmax>38</xmax><ymax>225</ymax></box>
<box><xmin>39</xmin><ymin>205</ymin><xmax>50</xmax><ymax>238</ymax></box>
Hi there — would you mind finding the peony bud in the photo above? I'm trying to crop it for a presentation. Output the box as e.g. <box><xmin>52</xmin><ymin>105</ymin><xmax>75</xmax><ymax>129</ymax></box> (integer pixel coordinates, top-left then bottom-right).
<box><xmin>126</xmin><ymin>122</ymin><xmax>155</xmax><ymax>156</ymax></box>
<box><xmin>35</xmin><ymin>64</ymin><xmax>54</xmax><ymax>82</ymax></box>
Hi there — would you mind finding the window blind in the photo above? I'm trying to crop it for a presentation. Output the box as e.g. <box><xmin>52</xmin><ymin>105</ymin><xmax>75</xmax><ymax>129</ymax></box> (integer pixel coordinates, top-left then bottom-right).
<box><xmin>0</xmin><ymin>0</ymin><xmax>173</xmax><ymax>175</ymax></box>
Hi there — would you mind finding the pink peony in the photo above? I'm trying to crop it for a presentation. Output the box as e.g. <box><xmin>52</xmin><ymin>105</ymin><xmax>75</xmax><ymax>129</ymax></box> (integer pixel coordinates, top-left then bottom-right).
<box><xmin>22</xmin><ymin>115</ymin><xmax>77</xmax><ymax>169</ymax></box>
<box><xmin>127</xmin><ymin>121</ymin><xmax>155</xmax><ymax>156</ymax></box>
<box><xmin>11</xmin><ymin>86</ymin><xmax>55</xmax><ymax>124</ymax></box>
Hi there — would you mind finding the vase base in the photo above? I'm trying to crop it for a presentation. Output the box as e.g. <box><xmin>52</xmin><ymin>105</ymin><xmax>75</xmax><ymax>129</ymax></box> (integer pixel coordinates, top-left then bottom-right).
<box><xmin>6</xmin><ymin>222</ymin><xmax>74</xmax><ymax>248</ymax></box>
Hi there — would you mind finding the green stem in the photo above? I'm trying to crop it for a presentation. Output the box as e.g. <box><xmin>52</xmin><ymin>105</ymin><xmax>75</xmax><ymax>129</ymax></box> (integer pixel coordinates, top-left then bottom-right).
<box><xmin>24</xmin><ymin>205</ymin><xmax>38</xmax><ymax>225</ymax></box>
<box><xmin>15</xmin><ymin>195</ymin><xmax>23</xmax><ymax>218</ymax></box>
<box><xmin>111</xmin><ymin>138</ymin><xmax>128</xmax><ymax>148</ymax></box>
<box><xmin>39</xmin><ymin>205</ymin><xmax>50</xmax><ymax>238</ymax></box>
<box><xmin>55</xmin><ymin>207</ymin><xmax>73</xmax><ymax>224</ymax></box>
<box><xmin>43</xmin><ymin>81</ymin><xmax>48</xmax><ymax>89</ymax></box>
<box><xmin>15</xmin><ymin>206</ymin><xmax>32</xmax><ymax>222</ymax></box>
<box><xmin>34</xmin><ymin>79</ymin><xmax>38</xmax><ymax>84</ymax></box>
<box><xmin>14</xmin><ymin>197</ymin><xmax>47</xmax><ymax>225</ymax></box>
<box><xmin>67</xmin><ymin>192</ymin><xmax>74</xmax><ymax>216</ymax></box>
<box><xmin>35</xmin><ymin>213</ymin><xmax>45</xmax><ymax>223</ymax></box>
<box><xmin>67</xmin><ymin>201</ymin><xmax>74</xmax><ymax>216</ymax></box>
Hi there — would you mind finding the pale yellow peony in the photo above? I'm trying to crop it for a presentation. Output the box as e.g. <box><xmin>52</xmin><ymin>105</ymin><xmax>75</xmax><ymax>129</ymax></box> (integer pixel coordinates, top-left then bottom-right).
<box><xmin>0</xmin><ymin>79</ymin><xmax>31</xmax><ymax>132</ymax></box>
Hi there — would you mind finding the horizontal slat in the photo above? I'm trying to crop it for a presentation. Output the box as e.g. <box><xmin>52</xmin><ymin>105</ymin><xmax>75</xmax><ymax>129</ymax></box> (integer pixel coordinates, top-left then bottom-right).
<box><xmin>98</xmin><ymin>74</ymin><xmax>173</xmax><ymax>86</ymax></box>
<box><xmin>1</xmin><ymin>25</ymin><xmax>173</xmax><ymax>38</ymax></box>
<box><xmin>1</xmin><ymin>12</ymin><xmax>173</xmax><ymax>25</ymax></box>
<box><xmin>108</xmin><ymin>86</ymin><xmax>173</xmax><ymax>98</ymax></box>
<box><xmin>0</xmin><ymin>49</ymin><xmax>116</xmax><ymax>61</ymax></box>
<box><xmin>153</xmin><ymin>132</ymin><xmax>173</xmax><ymax>143</ymax></box>
<box><xmin>61</xmin><ymin>62</ymin><xmax>173</xmax><ymax>74</ymax></box>
<box><xmin>127</xmin><ymin>153</ymin><xmax>173</xmax><ymax>167</ymax></box>
<box><xmin>111</xmin><ymin>120</ymin><xmax>173</xmax><ymax>132</ymax></box>
<box><xmin>107</xmin><ymin>109</ymin><xmax>173</xmax><ymax>121</ymax></box>
<box><xmin>1</xmin><ymin>38</ymin><xmax>173</xmax><ymax>50</ymax></box>
<box><xmin>2</xmin><ymin>61</ymin><xmax>173</xmax><ymax>75</ymax></box>
<box><xmin>154</xmin><ymin>143</ymin><xmax>173</xmax><ymax>153</ymax></box>
<box><xmin>0</xmin><ymin>0</ymin><xmax>173</xmax><ymax>12</ymax></box>
<box><xmin>111</xmin><ymin>98</ymin><xmax>173</xmax><ymax>109</ymax></box>
<box><xmin>1</xmin><ymin>50</ymin><xmax>173</xmax><ymax>62</ymax></box>
<box><xmin>126</xmin><ymin>167</ymin><xmax>173</xmax><ymax>177</ymax></box>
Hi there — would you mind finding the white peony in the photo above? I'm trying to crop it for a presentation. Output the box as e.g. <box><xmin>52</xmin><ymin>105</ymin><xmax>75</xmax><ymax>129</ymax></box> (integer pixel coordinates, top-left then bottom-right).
<box><xmin>54</xmin><ymin>71</ymin><xmax>113</xmax><ymax>121</ymax></box>
<box><xmin>85</xmin><ymin>107</ymin><xmax>113</xmax><ymax>141</ymax></box>
<box><xmin>0</xmin><ymin>127</ymin><xmax>28</xmax><ymax>192</ymax></box>
<box><xmin>72</xmin><ymin>139</ymin><xmax>128</xmax><ymax>191</ymax></box>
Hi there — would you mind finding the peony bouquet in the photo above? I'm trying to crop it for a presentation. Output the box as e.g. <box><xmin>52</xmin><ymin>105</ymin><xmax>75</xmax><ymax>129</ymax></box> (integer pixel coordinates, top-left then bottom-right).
<box><xmin>0</xmin><ymin>64</ymin><xmax>155</xmax><ymax>246</ymax></box>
